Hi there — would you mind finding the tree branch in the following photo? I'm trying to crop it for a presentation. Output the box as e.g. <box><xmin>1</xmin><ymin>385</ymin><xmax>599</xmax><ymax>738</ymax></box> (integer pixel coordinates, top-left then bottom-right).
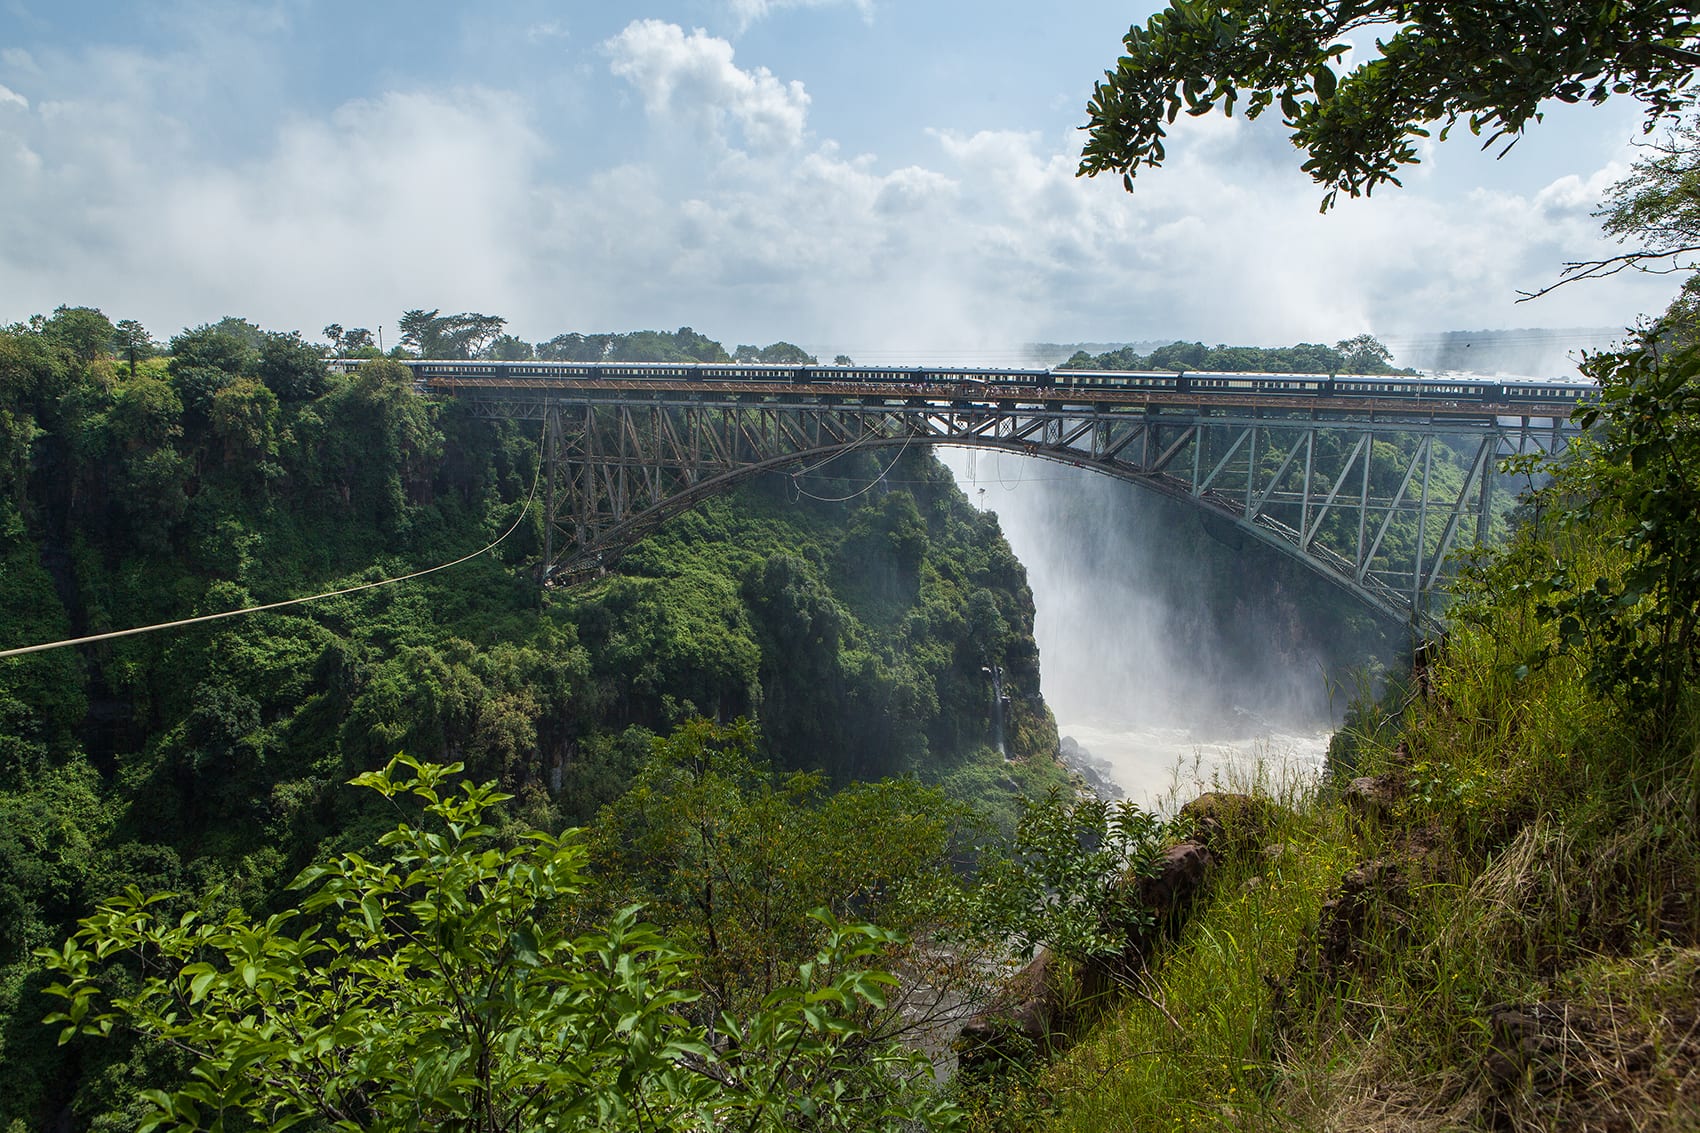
<box><xmin>1516</xmin><ymin>245</ymin><xmax>1700</xmax><ymax>302</ymax></box>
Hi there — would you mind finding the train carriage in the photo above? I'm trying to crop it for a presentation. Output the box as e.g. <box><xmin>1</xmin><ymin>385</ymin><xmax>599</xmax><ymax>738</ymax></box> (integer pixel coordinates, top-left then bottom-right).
<box><xmin>350</xmin><ymin>359</ymin><xmax>1596</xmax><ymax>413</ymax></box>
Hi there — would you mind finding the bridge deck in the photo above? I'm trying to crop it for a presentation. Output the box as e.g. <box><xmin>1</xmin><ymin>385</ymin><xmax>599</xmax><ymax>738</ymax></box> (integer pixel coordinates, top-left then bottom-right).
<box><xmin>361</xmin><ymin>359</ymin><xmax>1588</xmax><ymax>624</ymax></box>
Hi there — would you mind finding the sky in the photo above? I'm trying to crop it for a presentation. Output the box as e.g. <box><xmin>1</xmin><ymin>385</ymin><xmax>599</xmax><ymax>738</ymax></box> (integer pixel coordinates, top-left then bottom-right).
<box><xmin>0</xmin><ymin>0</ymin><xmax>1687</xmax><ymax>367</ymax></box>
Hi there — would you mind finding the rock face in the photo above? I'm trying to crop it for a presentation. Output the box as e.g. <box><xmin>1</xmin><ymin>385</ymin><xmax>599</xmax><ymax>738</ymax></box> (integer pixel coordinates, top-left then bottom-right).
<box><xmin>1137</xmin><ymin>841</ymin><xmax>1215</xmax><ymax>925</ymax></box>
<box><xmin>958</xmin><ymin>803</ymin><xmax>1261</xmax><ymax>1071</ymax></box>
<box><xmin>1309</xmin><ymin>858</ymin><xmax>1411</xmax><ymax>986</ymax></box>
<box><xmin>954</xmin><ymin>948</ymin><xmax>1069</xmax><ymax>1071</ymax></box>
<box><xmin>1058</xmin><ymin>735</ymin><xmax>1124</xmax><ymax>800</ymax></box>
<box><xmin>1179</xmin><ymin>792</ymin><xmax>1277</xmax><ymax>854</ymax></box>
<box><xmin>956</xmin><ymin>792</ymin><xmax>1288</xmax><ymax>1072</ymax></box>
<box><xmin>1343</xmin><ymin>772</ymin><xmax>1404</xmax><ymax>818</ymax></box>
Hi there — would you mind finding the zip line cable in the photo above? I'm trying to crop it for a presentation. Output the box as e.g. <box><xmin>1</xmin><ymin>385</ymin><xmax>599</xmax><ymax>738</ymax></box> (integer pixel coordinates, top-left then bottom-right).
<box><xmin>0</xmin><ymin>438</ymin><xmax>547</xmax><ymax>661</ymax></box>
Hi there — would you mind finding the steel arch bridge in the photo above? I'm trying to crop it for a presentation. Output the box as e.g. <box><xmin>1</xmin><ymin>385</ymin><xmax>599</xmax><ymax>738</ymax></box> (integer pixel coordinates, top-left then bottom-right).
<box><xmin>420</xmin><ymin>369</ymin><xmax>1582</xmax><ymax>626</ymax></box>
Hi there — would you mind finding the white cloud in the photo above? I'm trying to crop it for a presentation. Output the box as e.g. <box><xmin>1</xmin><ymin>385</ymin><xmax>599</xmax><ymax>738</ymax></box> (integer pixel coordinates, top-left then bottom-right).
<box><xmin>0</xmin><ymin>79</ymin><xmax>546</xmax><ymax>336</ymax></box>
<box><xmin>603</xmin><ymin>20</ymin><xmax>809</xmax><ymax>152</ymax></box>
<box><xmin>1533</xmin><ymin>161</ymin><xmax>1627</xmax><ymax>214</ymax></box>
<box><xmin>0</xmin><ymin>83</ymin><xmax>27</xmax><ymax>110</ymax></box>
<box><xmin>0</xmin><ymin>18</ymin><xmax>1678</xmax><ymax>368</ymax></box>
<box><xmin>725</xmin><ymin>0</ymin><xmax>874</xmax><ymax>31</ymax></box>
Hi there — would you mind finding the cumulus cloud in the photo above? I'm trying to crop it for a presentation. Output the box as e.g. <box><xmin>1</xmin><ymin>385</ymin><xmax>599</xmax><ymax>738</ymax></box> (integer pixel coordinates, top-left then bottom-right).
<box><xmin>604</xmin><ymin>20</ymin><xmax>809</xmax><ymax>152</ymax></box>
<box><xmin>0</xmin><ymin>16</ymin><xmax>1679</xmax><ymax>367</ymax></box>
<box><xmin>0</xmin><ymin>76</ymin><xmax>546</xmax><ymax>336</ymax></box>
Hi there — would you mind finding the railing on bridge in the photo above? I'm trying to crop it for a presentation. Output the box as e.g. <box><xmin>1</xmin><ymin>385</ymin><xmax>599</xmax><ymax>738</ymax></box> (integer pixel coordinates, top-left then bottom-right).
<box><xmin>352</xmin><ymin>359</ymin><xmax>1588</xmax><ymax>625</ymax></box>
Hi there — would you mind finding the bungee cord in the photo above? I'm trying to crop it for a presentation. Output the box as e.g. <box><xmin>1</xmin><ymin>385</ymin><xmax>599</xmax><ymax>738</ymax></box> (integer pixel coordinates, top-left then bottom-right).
<box><xmin>791</xmin><ymin>429</ymin><xmax>918</xmax><ymax>503</ymax></box>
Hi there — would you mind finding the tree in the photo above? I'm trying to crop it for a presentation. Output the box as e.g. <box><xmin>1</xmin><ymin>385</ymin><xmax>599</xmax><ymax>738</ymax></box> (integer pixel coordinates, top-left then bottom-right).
<box><xmin>113</xmin><ymin>320</ymin><xmax>156</xmax><ymax>376</ymax></box>
<box><xmin>398</xmin><ymin>308</ymin><xmax>446</xmax><ymax>357</ymax></box>
<box><xmin>399</xmin><ymin>309</ymin><xmax>508</xmax><ymax>359</ymax></box>
<box><xmin>735</xmin><ymin>342</ymin><xmax>818</xmax><ymax>365</ymax></box>
<box><xmin>1336</xmin><ymin>333</ymin><xmax>1394</xmax><ymax>373</ymax></box>
<box><xmin>206</xmin><ymin>378</ymin><xmax>281</xmax><ymax>468</ymax></box>
<box><xmin>1146</xmin><ymin>340</ymin><xmax>1207</xmax><ymax>372</ymax></box>
<box><xmin>1518</xmin><ymin>110</ymin><xmax>1700</xmax><ymax>295</ymax></box>
<box><xmin>41</xmin><ymin>756</ymin><xmax>959</xmax><ymax>1132</ymax></box>
<box><xmin>1079</xmin><ymin>1</ymin><xmax>1700</xmax><ymax>208</ymax></box>
<box><xmin>341</xmin><ymin>327</ymin><xmax>377</xmax><ymax>354</ymax></box>
<box><xmin>324</xmin><ymin>324</ymin><xmax>378</xmax><ymax>355</ymax></box>
<box><xmin>538</xmin><ymin>332</ymin><xmax>613</xmax><ymax>362</ymax></box>
<box><xmin>256</xmin><ymin>330</ymin><xmax>328</xmax><ymax>402</ymax></box>
<box><xmin>168</xmin><ymin>324</ymin><xmax>258</xmax><ymax>379</ymax></box>
<box><xmin>480</xmin><ymin>333</ymin><xmax>535</xmax><ymax>360</ymax></box>
<box><xmin>951</xmin><ymin>791</ymin><xmax>1169</xmax><ymax>965</ymax></box>
<box><xmin>35</xmin><ymin>306</ymin><xmax>116</xmax><ymax>364</ymax></box>
<box><xmin>587</xmin><ymin>720</ymin><xmax>969</xmax><ymax>1014</ymax></box>
<box><xmin>1532</xmin><ymin>316</ymin><xmax>1700</xmax><ymax>727</ymax></box>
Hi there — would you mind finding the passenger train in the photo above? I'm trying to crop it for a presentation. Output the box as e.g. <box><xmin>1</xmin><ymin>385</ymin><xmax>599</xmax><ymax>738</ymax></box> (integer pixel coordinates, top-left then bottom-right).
<box><xmin>327</xmin><ymin>359</ymin><xmax>1592</xmax><ymax>409</ymax></box>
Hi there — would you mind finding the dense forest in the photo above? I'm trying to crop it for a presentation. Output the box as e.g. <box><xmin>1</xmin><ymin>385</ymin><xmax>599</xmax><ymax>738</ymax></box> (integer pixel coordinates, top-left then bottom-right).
<box><xmin>0</xmin><ymin>307</ymin><xmax>1076</xmax><ymax>1128</ymax></box>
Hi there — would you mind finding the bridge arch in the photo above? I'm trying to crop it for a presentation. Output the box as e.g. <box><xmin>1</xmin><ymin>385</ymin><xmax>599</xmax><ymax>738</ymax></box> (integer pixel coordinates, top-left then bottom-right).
<box><xmin>507</xmin><ymin>392</ymin><xmax>1576</xmax><ymax>627</ymax></box>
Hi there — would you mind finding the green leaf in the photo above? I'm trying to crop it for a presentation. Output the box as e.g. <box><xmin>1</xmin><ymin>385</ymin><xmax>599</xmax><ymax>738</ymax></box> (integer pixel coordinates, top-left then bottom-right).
<box><xmin>189</xmin><ymin>969</ymin><xmax>218</xmax><ymax>1003</ymax></box>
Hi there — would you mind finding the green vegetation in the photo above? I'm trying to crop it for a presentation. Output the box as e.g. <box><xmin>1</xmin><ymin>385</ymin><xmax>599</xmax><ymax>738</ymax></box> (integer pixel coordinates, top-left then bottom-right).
<box><xmin>42</xmin><ymin>754</ymin><xmax>956</xmax><ymax>1132</ymax></box>
<box><xmin>0</xmin><ymin>307</ymin><xmax>1066</xmax><ymax>1128</ymax></box>
<box><xmin>1061</xmin><ymin>335</ymin><xmax>1412</xmax><ymax>375</ymax></box>
<box><xmin>1080</xmin><ymin>0</ymin><xmax>1700</xmax><ymax>208</ymax></box>
<box><xmin>950</xmin><ymin>303</ymin><xmax>1700</xmax><ymax>1127</ymax></box>
<box><xmin>931</xmin><ymin>74</ymin><xmax>1700</xmax><ymax>1132</ymax></box>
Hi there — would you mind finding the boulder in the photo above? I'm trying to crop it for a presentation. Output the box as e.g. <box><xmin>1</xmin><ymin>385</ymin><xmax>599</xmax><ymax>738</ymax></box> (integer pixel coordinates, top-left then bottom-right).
<box><xmin>1179</xmin><ymin>792</ymin><xmax>1277</xmax><ymax>853</ymax></box>
<box><xmin>1137</xmin><ymin>840</ymin><xmax>1215</xmax><ymax>920</ymax></box>
<box><xmin>1343</xmin><ymin>773</ymin><xmax>1404</xmax><ymax>818</ymax></box>
<box><xmin>955</xmin><ymin>947</ymin><xmax>1068</xmax><ymax>1071</ymax></box>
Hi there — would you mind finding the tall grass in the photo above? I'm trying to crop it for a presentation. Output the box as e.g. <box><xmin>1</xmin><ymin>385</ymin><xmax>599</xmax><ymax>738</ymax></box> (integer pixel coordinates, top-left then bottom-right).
<box><xmin>1037</xmin><ymin>756</ymin><xmax>1358</xmax><ymax>1131</ymax></box>
<box><xmin>988</xmin><ymin>496</ymin><xmax>1700</xmax><ymax>1132</ymax></box>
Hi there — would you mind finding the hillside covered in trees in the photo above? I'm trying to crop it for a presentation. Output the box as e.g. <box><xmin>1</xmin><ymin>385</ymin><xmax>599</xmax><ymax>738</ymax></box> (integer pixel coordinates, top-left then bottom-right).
<box><xmin>0</xmin><ymin>307</ymin><xmax>1065</xmax><ymax>1128</ymax></box>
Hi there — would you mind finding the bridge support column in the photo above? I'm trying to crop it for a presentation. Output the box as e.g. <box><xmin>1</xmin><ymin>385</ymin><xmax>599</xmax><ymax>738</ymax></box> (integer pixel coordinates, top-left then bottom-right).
<box><xmin>541</xmin><ymin>405</ymin><xmax>559</xmax><ymax>581</ymax></box>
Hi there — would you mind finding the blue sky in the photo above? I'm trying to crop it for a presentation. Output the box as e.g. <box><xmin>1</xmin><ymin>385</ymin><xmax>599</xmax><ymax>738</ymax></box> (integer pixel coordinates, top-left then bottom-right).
<box><xmin>0</xmin><ymin>0</ymin><xmax>1683</xmax><ymax>367</ymax></box>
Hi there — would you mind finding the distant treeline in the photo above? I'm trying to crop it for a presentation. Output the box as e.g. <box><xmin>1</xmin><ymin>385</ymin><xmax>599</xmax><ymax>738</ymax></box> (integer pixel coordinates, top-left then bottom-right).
<box><xmin>1062</xmin><ymin>334</ymin><xmax>1415</xmax><ymax>376</ymax></box>
<box><xmin>323</xmin><ymin>310</ymin><xmax>847</xmax><ymax>367</ymax></box>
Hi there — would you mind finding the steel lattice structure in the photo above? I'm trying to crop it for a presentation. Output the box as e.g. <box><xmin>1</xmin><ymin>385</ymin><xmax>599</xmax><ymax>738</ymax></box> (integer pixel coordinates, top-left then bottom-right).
<box><xmin>447</xmin><ymin>379</ymin><xmax>1580</xmax><ymax>625</ymax></box>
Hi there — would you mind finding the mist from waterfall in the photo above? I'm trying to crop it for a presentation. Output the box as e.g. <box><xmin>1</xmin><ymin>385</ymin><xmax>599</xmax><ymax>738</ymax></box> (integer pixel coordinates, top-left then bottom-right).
<box><xmin>939</xmin><ymin>448</ymin><xmax>1391</xmax><ymax>806</ymax></box>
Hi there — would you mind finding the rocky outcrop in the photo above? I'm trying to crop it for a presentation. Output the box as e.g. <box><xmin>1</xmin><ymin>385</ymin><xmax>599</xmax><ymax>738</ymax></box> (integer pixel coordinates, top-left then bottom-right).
<box><xmin>1178</xmin><ymin>791</ymin><xmax>1278</xmax><ymax>854</ymax></box>
<box><xmin>954</xmin><ymin>948</ymin><xmax>1069</xmax><ymax>1071</ymax></box>
<box><xmin>1343</xmin><ymin>771</ymin><xmax>1405</xmax><ymax>819</ymax></box>
<box><xmin>958</xmin><ymin>797</ymin><xmax>1283</xmax><ymax>1072</ymax></box>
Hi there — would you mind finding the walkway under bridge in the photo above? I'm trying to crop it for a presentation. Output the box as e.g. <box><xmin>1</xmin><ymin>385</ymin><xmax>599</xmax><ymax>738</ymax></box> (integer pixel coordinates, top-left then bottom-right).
<box><xmin>416</xmin><ymin>367</ymin><xmax>1585</xmax><ymax>626</ymax></box>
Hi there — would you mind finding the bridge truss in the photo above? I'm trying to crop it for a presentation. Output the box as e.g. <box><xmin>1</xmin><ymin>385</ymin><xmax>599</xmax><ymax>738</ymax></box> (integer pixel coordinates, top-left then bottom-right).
<box><xmin>453</xmin><ymin>381</ymin><xmax>1580</xmax><ymax>625</ymax></box>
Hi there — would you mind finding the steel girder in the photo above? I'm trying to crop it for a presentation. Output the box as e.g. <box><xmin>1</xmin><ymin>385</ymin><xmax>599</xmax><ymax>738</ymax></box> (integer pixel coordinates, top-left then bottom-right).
<box><xmin>462</xmin><ymin>390</ymin><xmax>1578</xmax><ymax>624</ymax></box>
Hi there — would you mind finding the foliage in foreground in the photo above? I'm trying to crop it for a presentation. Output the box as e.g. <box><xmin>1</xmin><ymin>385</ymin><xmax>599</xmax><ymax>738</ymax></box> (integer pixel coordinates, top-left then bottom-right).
<box><xmin>1081</xmin><ymin>0</ymin><xmax>1699</xmax><ymax>207</ymax></box>
<box><xmin>41</xmin><ymin>755</ymin><xmax>959</xmax><ymax>1132</ymax></box>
